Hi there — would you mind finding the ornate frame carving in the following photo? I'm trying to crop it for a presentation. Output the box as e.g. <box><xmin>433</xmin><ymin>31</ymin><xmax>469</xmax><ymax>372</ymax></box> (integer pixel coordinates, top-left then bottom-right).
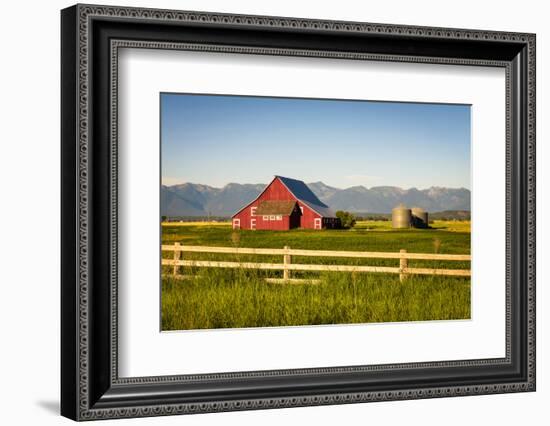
<box><xmin>61</xmin><ymin>4</ymin><xmax>535</xmax><ymax>421</ymax></box>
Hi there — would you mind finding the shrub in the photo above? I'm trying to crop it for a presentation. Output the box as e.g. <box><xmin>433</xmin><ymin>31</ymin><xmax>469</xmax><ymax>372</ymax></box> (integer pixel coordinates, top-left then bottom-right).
<box><xmin>336</xmin><ymin>210</ymin><xmax>357</xmax><ymax>229</ymax></box>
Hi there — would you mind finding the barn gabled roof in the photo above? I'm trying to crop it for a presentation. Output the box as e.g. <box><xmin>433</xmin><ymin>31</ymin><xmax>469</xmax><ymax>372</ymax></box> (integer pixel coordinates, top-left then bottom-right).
<box><xmin>231</xmin><ymin>175</ymin><xmax>337</xmax><ymax>218</ymax></box>
<box><xmin>276</xmin><ymin>176</ymin><xmax>337</xmax><ymax>218</ymax></box>
<box><xmin>255</xmin><ymin>200</ymin><xmax>297</xmax><ymax>216</ymax></box>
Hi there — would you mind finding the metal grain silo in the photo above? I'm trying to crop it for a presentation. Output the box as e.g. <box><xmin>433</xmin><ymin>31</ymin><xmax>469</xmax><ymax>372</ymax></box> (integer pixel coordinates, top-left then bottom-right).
<box><xmin>412</xmin><ymin>207</ymin><xmax>429</xmax><ymax>228</ymax></box>
<box><xmin>392</xmin><ymin>204</ymin><xmax>412</xmax><ymax>229</ymax></box>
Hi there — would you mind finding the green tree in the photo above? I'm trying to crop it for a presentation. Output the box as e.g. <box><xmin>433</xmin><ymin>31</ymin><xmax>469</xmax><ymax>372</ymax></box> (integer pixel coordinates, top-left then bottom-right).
<box><xmin>336</xmin><ymin>210</ymin><xmax>356</xmax><ymax>229</ymax></box>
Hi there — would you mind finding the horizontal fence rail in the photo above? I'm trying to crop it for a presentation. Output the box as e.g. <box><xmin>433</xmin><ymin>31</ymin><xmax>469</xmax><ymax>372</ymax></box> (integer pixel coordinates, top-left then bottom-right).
<box><xmin>161</xmin><ymin>244</ymin><xmax>471</xmax><ymax>261</ymax></box>
<box><xmin>161</xmin><ymin>244</ymin><xmax>471</xmax><ymax>283</ymax></box>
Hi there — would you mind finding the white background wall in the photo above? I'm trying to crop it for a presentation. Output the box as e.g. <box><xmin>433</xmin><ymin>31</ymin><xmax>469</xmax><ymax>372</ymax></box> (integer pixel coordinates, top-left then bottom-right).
<box><xmin>0</xmin><ymin>0</ymin><xmax>547</xmax><ymax>424</ymax></box>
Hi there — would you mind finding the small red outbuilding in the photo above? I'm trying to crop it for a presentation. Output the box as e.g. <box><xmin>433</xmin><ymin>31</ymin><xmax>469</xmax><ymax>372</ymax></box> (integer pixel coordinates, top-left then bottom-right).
<box><xmin>231</xmin><ymin>176</ymin><xmax>340</xmax><ymax>230</ymax></box>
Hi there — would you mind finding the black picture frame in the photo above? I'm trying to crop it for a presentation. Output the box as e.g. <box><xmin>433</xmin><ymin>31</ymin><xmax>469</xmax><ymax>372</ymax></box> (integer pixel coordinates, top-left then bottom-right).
<box><xmin>61</xmin><ymin>4</ymin><xmax>536</xmax><ymax>421</ymax></box>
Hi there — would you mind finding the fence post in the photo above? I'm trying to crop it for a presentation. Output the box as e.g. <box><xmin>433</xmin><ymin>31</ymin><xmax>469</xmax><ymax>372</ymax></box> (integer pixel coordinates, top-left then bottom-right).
<box><xmin>283</xmin><ymin>245</ymin><xmax>291</xmax><ymax>280</ymax></box>
<box><xmin>399</xmin><ymin>249</ymin><xmax>408</xmax><ymax>282</ymax></box>
<box><xmin>173</xmin><ymin>242</ymin><xmax>181</xmax><ymax>276</ymax></box>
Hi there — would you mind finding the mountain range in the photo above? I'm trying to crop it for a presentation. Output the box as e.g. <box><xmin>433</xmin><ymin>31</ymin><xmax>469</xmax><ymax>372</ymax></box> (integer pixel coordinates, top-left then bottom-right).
<box><xmin>161</xmin><ymin>181</ymin><xmax>470</xmax><ymax>217</ymax></box>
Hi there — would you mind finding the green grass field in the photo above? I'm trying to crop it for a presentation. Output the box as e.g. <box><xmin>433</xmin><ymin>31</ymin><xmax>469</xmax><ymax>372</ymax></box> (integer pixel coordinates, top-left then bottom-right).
<box><xmin>161</xmin><ymin>220</ymin><xmax>471</xmax><ymax>330</ymax></box>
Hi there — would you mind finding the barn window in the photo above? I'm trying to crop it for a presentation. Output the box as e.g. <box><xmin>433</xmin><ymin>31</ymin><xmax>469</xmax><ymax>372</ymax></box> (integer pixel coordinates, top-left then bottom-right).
<box><xmin>269</xmin><ymin>215</ymin><xmax>275</xmax><ymax>221</ymax></box>
<box><xmin>251</xmin><ymin>207</ymin><xmax>257</xmax><ymax>216</ymax></box>
<box><xmin>263</xmin><ymin>215</ymin><xmax>269</xmax><ymax>220</ymax></box>
<box><xmin>276</xmin><ymin>215</ymin><xmax>282</xmax><ymax>220</ymax></box>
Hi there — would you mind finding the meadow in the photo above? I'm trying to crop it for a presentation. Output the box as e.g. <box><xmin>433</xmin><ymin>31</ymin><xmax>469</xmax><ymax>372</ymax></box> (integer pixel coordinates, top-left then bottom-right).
<box><xmin>161</xmin><ymin>220</ymin><xmax>471</xmax><ymax>330</ymax></box>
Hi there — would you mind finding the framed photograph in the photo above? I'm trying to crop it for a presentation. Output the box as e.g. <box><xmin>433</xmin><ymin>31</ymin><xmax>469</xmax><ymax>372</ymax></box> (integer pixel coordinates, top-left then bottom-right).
<box><xmin>61</xmin><ymin>4</ymin><xmax>536</xmax><ymax>421</ymax></box>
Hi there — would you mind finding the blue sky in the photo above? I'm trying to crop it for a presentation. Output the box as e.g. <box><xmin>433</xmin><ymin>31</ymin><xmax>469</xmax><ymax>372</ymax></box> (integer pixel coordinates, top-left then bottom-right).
<box><xmin>161</xmin><ymin>93</ymin><xmax>471</xmax><ymax>190</ymax></box>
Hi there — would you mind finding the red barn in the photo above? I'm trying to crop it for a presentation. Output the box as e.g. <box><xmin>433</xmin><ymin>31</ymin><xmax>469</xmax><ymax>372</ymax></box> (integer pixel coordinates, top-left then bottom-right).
<box><xmin>232</xmin><ymin>176</ymin><xmax>340</xmax><ymax>230</ymax></box>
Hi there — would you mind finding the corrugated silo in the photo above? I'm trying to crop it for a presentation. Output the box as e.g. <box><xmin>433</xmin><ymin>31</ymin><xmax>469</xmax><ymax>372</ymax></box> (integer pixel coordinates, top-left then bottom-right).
<box><xmin>392</xmin><ymin>204</ymin><xmax>412</xmax><ymax>229</ymax></box>
<box><xmin>412</xmin><ymin>207</ymin><xmax>429</xmax><ymax>228</ymax></box>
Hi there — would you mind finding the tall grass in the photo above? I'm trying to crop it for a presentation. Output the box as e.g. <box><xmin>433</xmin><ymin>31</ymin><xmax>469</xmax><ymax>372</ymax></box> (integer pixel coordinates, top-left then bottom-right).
<box><xmin>162</xmin><ymin>269</ymin><xmax>470</xmax><ymax>330</ymax></box>
<box><xmin>161</xmin><ymin>220</ymin><xmax>471</xmax><ymax>331</ymax></box>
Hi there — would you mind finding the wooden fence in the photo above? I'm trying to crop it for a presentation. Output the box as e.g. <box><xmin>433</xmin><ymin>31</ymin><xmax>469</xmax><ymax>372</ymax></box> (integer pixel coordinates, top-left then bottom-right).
<box><xmin>161</xmin><ymin>244</ymin><xmax>471</xmax><ymax>284</ymax></box>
